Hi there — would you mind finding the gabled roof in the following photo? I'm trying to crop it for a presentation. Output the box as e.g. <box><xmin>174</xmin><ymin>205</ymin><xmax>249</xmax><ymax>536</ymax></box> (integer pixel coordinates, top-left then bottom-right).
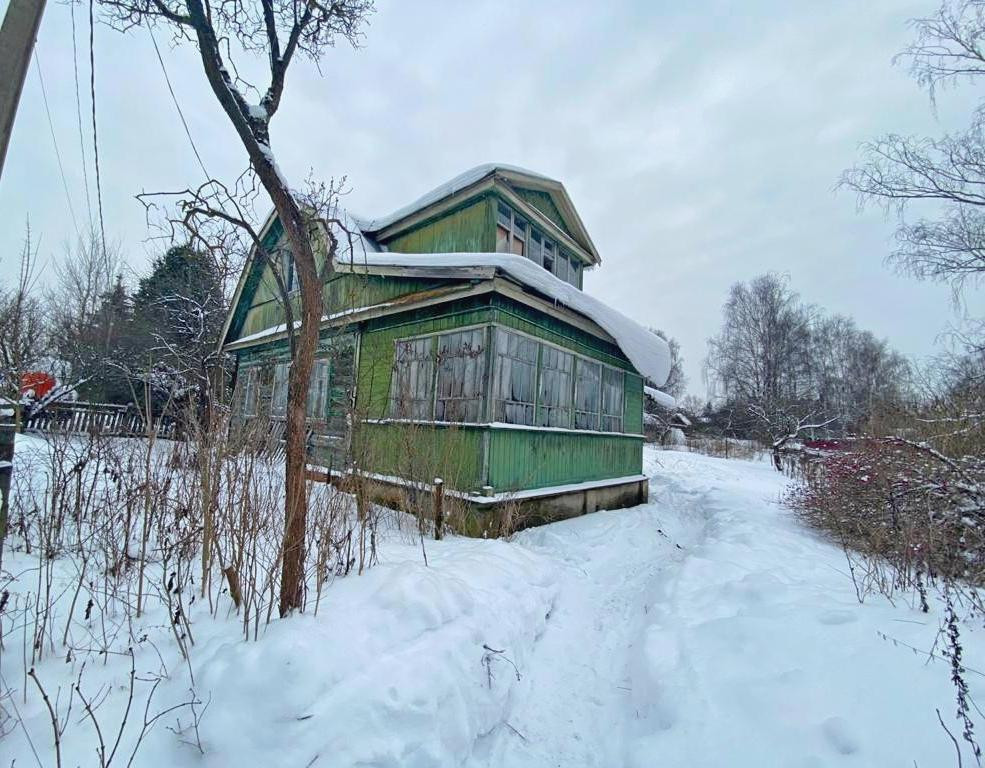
<box><xmin>356</xmin><ymin>164</ymin><xmax>602</xmax><ymax>265</ymax></box>
<box><xmin>336</xmin><ymin>250</ymin><xmax>671</xmax><ymax>386</ymax></box>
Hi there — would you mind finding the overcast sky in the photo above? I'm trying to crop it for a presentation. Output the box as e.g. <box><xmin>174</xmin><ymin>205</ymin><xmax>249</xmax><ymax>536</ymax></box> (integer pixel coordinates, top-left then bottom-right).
<box><xmin>1</xmin><ymin>0</ymin><xmax>983</xmax><ymax>396</ymax></box>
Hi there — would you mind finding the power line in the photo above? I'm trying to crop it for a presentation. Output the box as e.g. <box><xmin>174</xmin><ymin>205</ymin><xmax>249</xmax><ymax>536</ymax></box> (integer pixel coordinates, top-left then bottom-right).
<box><xmin>33</xmin><ymin>47</ymin><xmax>82</xmax><ymax>240</ymax></box>
<box><xmin>88</xmin><ymin>0</ymin><xmax>107</xmax><ymax>256</ymax></box>
<box><xmin>70</xmin><ymin>0</ymin><xmax>93</xmax><ymax>226</ymax></box>
<box><xmin>148</xmin><ymin>24</ymin><xmax>210</xmax><ymax>181</ymax></box>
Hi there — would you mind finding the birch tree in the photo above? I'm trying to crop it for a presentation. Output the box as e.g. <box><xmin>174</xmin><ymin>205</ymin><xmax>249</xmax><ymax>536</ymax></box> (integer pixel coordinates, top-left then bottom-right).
<box><xmin>99</xmin><ymin>0</ymin><xmax>374</xmax><ymax>615</ymax></box>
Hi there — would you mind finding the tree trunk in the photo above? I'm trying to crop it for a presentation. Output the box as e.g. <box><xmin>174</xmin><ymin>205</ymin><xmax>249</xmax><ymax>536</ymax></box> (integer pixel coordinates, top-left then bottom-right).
<box><xmin>278</xmin><ymin>233</ymin><xmax>321</xmax><ymax>616</ymax></box>
<box><xmin>184</xmin><ymin>0</ymin><xmax>326</xmax><ymax>616</ymax></box>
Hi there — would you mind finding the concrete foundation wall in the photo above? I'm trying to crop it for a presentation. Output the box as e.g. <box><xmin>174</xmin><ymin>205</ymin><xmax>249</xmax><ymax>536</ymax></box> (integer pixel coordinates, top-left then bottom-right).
<box><xmin>307</xmin><ymin>467</ymin><xmax>648</xmax><ymax>537</ymax></box>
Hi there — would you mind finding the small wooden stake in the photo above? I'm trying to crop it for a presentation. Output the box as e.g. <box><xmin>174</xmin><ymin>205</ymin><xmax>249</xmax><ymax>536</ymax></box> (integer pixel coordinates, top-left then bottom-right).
<box><xmin>433</xmin><ymin>478</ymin><xmax>444</xmax><ymax>540</ymax></box>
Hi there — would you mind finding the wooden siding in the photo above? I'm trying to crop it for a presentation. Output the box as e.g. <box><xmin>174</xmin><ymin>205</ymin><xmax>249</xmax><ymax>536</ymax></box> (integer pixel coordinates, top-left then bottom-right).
<box><xmin>234</xmin><ymin>272</ymin><xmax>448</xmax><ymax>341</ymax></box>
<box><xmin>350</xmin><ymin>422</ymin><xmax>486</xmax><ymax>489</ymax></box>
<box><xmin>382</xmin><ymin>198</ymin><xmax>494</xmax><ymax>254</ymax></box>
<box><xmin>512</xmin><ymin>187</ymin><xmax>572</xmax><ymax>237</ymax></box>
<box><xmin>623</xmin><ymin>371</ymin><xmax>644</xmax><ymax>434</ymax></box>
<box><xmin>486</xmin><ymin>428</ymin><xmax>642</xmax><ymax>492</ymax></box>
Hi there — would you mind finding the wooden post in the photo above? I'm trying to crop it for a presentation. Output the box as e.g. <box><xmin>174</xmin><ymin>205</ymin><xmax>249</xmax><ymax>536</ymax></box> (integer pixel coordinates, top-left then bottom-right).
<box><xmin>0</xmin><ymin>0</ymin><xmax>46</xmax><ymax>179</ymax></box>
<box><xmin>433</xmin><ymin>477</ymin><xmax>444</xmax><ymax>541</ymax></box>
<box><xmin>0</xmin><ymin>406</ymin><xmax>15</xmax><ymax>552</ymax></box>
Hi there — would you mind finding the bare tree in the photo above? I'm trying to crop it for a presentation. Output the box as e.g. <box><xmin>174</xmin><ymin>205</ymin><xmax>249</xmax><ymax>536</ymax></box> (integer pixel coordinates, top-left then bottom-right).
<box><xmin>0</xmin><ymin>222</ymin><xmax>46</xmax><ymax>410</ymax></box>
<box><xmin>650</xmin><ymin>328</ymin><xmax>687</xmax><ymax>399</ymax></box>
<box><xmin>705</xmin><ymin>273</ymin><xmax>814</xmax><ymax>423</ymax></box>
<box><xmin>840</xmin><ymin>0</ymin><xmax>985</xmax><ymax>296</ymax></box>
<box><xmin>98</xmin><ymin>0</ymin><xmax>373</xmax><ymax>615</ymax></box>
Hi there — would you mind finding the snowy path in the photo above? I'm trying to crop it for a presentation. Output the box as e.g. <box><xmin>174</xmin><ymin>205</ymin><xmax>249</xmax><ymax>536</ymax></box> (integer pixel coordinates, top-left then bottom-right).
<box><xmin>468</xmin><ymin>450</ymin><xmax>710</xmax><ymax>767</ymax></box>
<box><xmin>469</xmin><ymin>449</ymin><xmax>985</xmax><ymax>768</ymax></box>
<box><xmin>7</xmin><ymin>440</ymin><xmax>984</xmax><ymax>767</ymax></box>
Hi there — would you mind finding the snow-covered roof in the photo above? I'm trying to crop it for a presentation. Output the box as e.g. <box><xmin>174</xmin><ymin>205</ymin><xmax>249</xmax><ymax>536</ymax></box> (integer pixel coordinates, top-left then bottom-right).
<box><xmin>357</xmin><ymin>164</ymin><xmax>555</xmax><ymax>233</ymax></box>
<box><xmin>644</xmin><ymin>385</ymin><xmax>677</xmax><ymax>410</ymax></box>
<box><xmin>338</xmin><ymin>250</ymin><xmax>672</xmax><ymax>386</ymax></box>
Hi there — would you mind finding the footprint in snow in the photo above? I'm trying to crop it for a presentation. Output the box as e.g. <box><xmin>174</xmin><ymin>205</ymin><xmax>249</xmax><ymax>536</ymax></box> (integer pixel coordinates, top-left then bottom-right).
<box><xmin>817</xmin><ymin>609</ymin><xmax>857</xmax><ymax>626</ymax></box>
<box><xmin>822</xmin><ymin>716</ymin><xmax>860</xmax><ymax>755</ymax></box>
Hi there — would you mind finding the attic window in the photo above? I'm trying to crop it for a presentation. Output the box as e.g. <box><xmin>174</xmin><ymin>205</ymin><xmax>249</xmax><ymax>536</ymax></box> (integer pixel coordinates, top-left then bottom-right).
<box><xmin>278</xmin><ymin>247</ymin><xmax>297</xmax><ymax>295</ymax></box>
<box><xmin>495</xmin><ymin>199</ymin><xmax>584</xmax><ymax>287</ymax></box>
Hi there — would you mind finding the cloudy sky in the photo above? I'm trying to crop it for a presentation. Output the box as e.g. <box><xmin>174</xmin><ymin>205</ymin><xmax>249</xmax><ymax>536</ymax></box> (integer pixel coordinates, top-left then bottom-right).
<box><xmin>1</xmin><ymin>0</ymin><xmax>983</xmax><ymax>395</ymax></box>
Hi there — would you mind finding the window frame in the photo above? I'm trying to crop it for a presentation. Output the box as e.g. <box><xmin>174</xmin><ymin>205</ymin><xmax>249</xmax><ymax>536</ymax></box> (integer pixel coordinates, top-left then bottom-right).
<box><xmin>241</xmin><ymin>366</ymin><xmax>260</xmax><ymax>417</ymax></box>
<box><xmin>601</xmin><ymin>366</ymin><xmax>625</xmax><ymax>433</ymax></box>
<box><xmin>270</xmin><ymin>361</ymin><xmax>290</xmax><ymax>418</ymax></box>
<box><xmin>490</xmin><ymin>327</ymin><xmax>540</xmax><ymax>426</ymax></box>
<box><xmin>306</xmin><ymin>358</ymin><xmax>331</xmax><ymax>421</ymax></box>
<box><xmin>384</xmin><ymin>323</ymin><xmax>633</xmax><ymax>435</ymax></box>
<box><xmin>434</xmin><ymin>327</ymin><xmax>488</xmax><ymax>423</ymax></box>
<box><xmin>388</xmin><ymin>336</ymin><xmax>437</xmax><ymax>421</ymax></box>
<box><xmin>494</xmin><ymin>200</ymin><xmax>586</xmax><ymax>288</ymax></box>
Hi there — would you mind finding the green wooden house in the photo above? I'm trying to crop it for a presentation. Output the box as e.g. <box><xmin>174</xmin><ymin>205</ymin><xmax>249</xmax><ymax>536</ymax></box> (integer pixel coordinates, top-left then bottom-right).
<box><xmin>220</xmin><ymin>164</ymin><xmax>672</xmax><ymax>530</ymax></box>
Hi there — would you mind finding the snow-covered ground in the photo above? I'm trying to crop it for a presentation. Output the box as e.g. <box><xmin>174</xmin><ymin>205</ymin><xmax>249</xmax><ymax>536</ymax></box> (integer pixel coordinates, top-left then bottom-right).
<box><xmin>3</xmin><ymin>439</ymin><xmax>982</xmax><ymax>766</ymax></box>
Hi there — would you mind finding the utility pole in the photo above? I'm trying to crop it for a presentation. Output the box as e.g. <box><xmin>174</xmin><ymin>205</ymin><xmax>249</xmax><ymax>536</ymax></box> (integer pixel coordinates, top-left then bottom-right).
<box><xmin>0</xmin><ymin>0</ymin><xmax>47</xmax><ymax>180</ymax></box>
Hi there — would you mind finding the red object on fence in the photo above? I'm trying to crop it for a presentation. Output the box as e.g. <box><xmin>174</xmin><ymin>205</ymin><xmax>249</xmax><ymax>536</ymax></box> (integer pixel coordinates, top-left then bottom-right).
<box><xmin>20</xmin><ymin>372</ymin><xmax>55</xmax><ymax>399</ymax></box>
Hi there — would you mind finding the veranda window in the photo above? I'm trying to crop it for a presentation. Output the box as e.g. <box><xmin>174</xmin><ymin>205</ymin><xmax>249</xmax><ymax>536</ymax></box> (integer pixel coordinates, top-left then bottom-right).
<box><xmin>435</xmin><ymin>329</ymin><xmax>486</xmax><ymax>422</ymax></box>
<box><xmin>242</xmin><ymin>366</ymin><xmax>259</xmax><ymax>417</ymax></box>
<box><xmin>601</xmin><ymin>367</ymin><xmax>624</xmax><ymax>432</ymax></box>
<box><xmin>389</xmin><ymin>337</ymin><xmax>434</xmax><ymax>420</ymax></box>
<box><xmin>491</xmin><ymin>328</ymin><xmax>538</xmax><ymax>425</ymax></box>
<box><xmin>306</xmin><ymin>359</ymin><xmax>331</xmax><ymax>419</ymax></box>
<box><xmin>573</xmin><ymin>359</ymin><xmax>601</xmax><ymax>430</ymax></box>
<box><xmin>271</xmin><ymin>362</ymin><xmax>290</xmax><ymax>417</ymax></box>
<box><xmin>537</xmin><ymin>345</ymin><xmax>573</xmax><ymax>427</ymax></box>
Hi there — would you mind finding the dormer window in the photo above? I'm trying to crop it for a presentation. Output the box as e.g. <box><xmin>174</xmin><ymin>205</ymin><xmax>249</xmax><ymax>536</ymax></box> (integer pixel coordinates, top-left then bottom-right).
<box><xmin>495</xmin><ymin>199</ymin><xmax>583</xmax><ymax>288</ymax></box>
<box><xmin>542</xmin><ymin>240</ymin><xmax>555</xmax><ymax>274</ymax></box>
<box><xmin>496</xmin><ymin>202</ymin><xmax>527</xmax><ymax>257</ymax></box>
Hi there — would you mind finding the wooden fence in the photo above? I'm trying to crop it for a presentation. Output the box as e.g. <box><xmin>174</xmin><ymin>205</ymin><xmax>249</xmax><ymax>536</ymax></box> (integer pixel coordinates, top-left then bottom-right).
<box><xmin>22</xmin><ymin>401</ymin><xmax>180</xmax><ymax>440</ymax></box>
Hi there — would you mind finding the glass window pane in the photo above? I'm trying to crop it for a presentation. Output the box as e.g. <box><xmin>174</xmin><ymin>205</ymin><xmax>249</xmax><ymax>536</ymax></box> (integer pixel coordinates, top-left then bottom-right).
<box><xmin>496</xmin><ymin>225</ymin><xmax>510</xmax><ymax>253</ymax></box>
<box><xmin>435</xmin><ymin>329</ymin><xmax>486</xmax><ymax>422</ymax></box>
<box><xmin>271</xmin><ymin>362</ymin><xmax>290</xmax><ymax>417</ymax></box>
<box><xmin>510</xmin><ymin>237</ymin><xmax>525</xmax><ymax>257</ymax></box>
<box><xmin>574</xmin><ymin>359</ymin><xmax>600</xmax><ymax>430</ymax></box>
<box><xmin>497</xmin><ymin>202</ymin><xmax>511</xmax><ymax>228</ymax></box>
<box><xmin>492</xmin><ymin>328</ymin><xmax>537</xmax><ymax>425</ymax></box>
<box><xmin>542</xmin><ymin>241</ymin><xmax>555</xmax><ymax>274</ymax></box>
<box><xmin>306</xmin><ymin>359</ymin><xmax>330</xmax><ymax>419</ymax></box>
<box><xmin>529</xmin><ymin>231</ymin><xmax>542</xmax><ymax>266</ymax></box>
<box><xmin>537</xmin><ymin>346</ymin><xmax>573</xmax><ymax>427</ymax></box>
<box><xmin>513</xmin><ymin>215</ymin><xmax>528</xmax><ymax>239</ymax></box>
<box><xmin>570</xmin><ymin>259</ymin><xmax>581</xmax><ymax>288</ymax></box>
<box><xmin>389</xmin><ymin>337</ymin><xmax>435</xmax><ymax>420</ymax></box>
<box><xmin>242</xmin><ymin>367</ymin><xmax>259</xmax><ymax>417</ymax></box>
<box><xmin>601</xmin><ymin>367</ymin><xmax>624</xmax><ymax>432</ymax></box>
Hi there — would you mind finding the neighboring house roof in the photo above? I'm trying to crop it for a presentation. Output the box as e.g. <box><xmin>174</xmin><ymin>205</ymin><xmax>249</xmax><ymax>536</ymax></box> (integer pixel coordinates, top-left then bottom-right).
<box><xmin>355</xmin><ymin>163</ymin><xmax>601</xmax><ymax>265</ymax></box>
<box><xmin>337</xmin><ymin>251</ymin><xmax>671</xmax><ymax>387</ymax></box>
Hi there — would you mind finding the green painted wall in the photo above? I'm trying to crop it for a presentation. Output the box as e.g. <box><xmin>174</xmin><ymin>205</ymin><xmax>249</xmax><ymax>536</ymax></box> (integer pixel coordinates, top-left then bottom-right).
<box><xmin>486</xmin><ymin>429</ymin><xmax>642</xmax><ymax>491</ymax></box>
<box><xmin>512</xmin><ymin>187</ymin><xmax>571</xmax><ymax>236</ymax></box>
<box><xmin>350</xmin><ymin>422</ymin><xmax>486</xmax><ymax>489</ymax></box>
<box><xmin>383</xmin><ymin>198</ymin><xmax>494</xmax><ymax>254</ymax></box>
<box><xmin>624</xmin><ymin>372</ymin><xmax>643</xmax><ymax>435</ymax></box>
<box><xmin>234</xmin><ymin>272</ymin><xmax>449</xmax><ymax>341</ymax></box>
